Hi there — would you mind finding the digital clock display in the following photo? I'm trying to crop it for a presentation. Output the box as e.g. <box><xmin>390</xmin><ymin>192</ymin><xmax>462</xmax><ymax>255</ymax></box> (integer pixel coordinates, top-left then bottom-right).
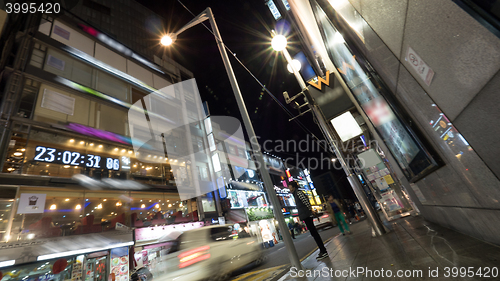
<box><xmin>33</xmin><ymin>146</ymin><xmax>120</xmax><ymax>170</ymax></box>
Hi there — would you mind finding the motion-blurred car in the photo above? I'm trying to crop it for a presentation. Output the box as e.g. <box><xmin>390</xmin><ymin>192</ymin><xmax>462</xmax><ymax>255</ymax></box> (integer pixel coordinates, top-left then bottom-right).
<box><xmin>312</xmin><ymin>212</ymin><xmax>334</xmax><ymax>229</ymax></box>
<box><xmin>155</xmin><ymin>225</ymin><xmax>264</xmax><ymax>281</ymax></box>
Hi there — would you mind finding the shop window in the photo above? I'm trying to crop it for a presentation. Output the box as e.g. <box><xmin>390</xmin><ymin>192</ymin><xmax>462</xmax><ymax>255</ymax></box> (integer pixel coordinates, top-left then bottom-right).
<box><xmin>0</xmin><ymin>256</ymin><xmax>75</xmax><ymax>281</ymax></box>
<box><xmin>201</xmin><ymin>193</ymin><xmax>216</xmax><ymax>212</ymax></box>
<box><xmin>129</xmin><ymin>193</ymin><xmax>179</xmax><ymax>227</ymax></box>
<box><xmin>2</xmin><ymin>132</ymin><xmax>28</xmax><ymax>174</ymax></box>
<box><xmin>0</xmin><ymin>199</ymin><xmax>15</xmax><ymax>240</ymax></box>
<box><xmin>11</xmin><ymin>188</ymin><xmax>85</xmax><ymax>241</ymax></box>
<box><xmin>81</xmin><ymin>192</ymin><xmax>130</xmax><ymax>233</ymax></box>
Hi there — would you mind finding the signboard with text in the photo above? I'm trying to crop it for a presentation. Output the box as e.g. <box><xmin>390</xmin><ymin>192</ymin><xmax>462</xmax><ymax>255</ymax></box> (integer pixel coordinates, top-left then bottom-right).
<box><xmin>17</xmin><ymin>193</ymin><xmax>46</xmax><ymax>214</ymax></box>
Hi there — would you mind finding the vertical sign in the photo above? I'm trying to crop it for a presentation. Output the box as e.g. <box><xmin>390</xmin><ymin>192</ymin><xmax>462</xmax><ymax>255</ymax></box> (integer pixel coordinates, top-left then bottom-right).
<box><xmin>406</xmin><ymin>46</ymin><xmax>435</xmax><ymax>86</ymax></box>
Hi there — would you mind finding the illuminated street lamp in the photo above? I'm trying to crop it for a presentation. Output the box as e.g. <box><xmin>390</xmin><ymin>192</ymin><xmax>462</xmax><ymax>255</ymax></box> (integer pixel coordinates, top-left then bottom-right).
<box><xmin>272</xmin><ymin>33</ymin><xmax>386</xmax><ymax>236</ymax></box>
<box><xmin>160</xmin><ymin>34</ymin><xmax>175</xmax><ymax>46</ymax></box>
<box><xmin>162</xmin><ymin>8</ymin><xmax>302</xmax><ymax>269</ymax></box>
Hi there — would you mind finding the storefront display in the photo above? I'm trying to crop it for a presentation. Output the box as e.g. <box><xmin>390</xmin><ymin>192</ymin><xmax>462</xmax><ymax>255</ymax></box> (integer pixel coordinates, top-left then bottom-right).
<box><xmin>228</xmin><ymin>190</ymin><xmax>267</xmax><ymax>209</ymax></box>
<box><xmin>255</xmin><ymin>219</ymin><xmax>278</xmax><ymax>245</ymax></box>
<box><xmin>0</xmin><ymin>248</ymin><xmax>120</xmax><ymax>281</ymax></box>
<box><xmin>84</xmin><ymin>252</ymin><xmax>107</xmax><ymax>281</ymax></box>
<box><xmin>110</xmin><ymin>247</ymin><xmax>128</xmax><ymax>281</ymax></box>
<box><xmin>0</xmin><ymin>258</ymin><xmax>74</xmax><ymax>281</ymax></box>
<box><xmin>357</xmin><ymin>149</ymin><xmax>413</xmax><ymax>220</ymax></box>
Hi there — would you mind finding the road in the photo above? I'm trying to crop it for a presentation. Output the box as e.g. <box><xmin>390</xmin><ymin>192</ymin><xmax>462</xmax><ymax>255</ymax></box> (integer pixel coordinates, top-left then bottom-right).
<box><xmin>231</xmin><ymin>225</ymin><xmax>341</xmax><ymax>279</ymax></box>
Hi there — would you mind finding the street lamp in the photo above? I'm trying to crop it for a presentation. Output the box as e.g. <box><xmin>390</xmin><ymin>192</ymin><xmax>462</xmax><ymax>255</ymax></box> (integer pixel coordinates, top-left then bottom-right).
<box><xmin>162</xmin><ymin>8</ymin><xmax>302</xmax><ymax>269</ymax></box>
<box><xmin>160</xmin><ymin>34</ymin><xmax>175</xmax><ymax>46</ymax></box>
<box><xmin>272</xmin><ymin>32</ymin><xmax>386</xmax><ymax>236</ymax></box>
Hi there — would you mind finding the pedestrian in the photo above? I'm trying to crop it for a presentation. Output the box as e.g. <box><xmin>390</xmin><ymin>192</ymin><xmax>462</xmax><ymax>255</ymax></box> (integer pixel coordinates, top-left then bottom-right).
<box><xmin>327</xmin><ymin>195</ymin><xmax>351</xmax><ymax>236</ymax></box>
<box><xmin>288</xmin><ymin>221</ymin><xmax>296</xmax><ymax>239</ymax></box>
<box><xmin>289</xmin><ymin>181</ymin><xmax>328</xmax><ymax>260</ymax></box>
<box><xmin>347</xmin><ymin>203</ymin><xmax>357</xmax><ymax>224</ymax></box>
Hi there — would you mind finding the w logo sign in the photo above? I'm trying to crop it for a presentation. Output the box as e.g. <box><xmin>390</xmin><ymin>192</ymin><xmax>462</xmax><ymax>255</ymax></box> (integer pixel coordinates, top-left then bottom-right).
<box><xmin>308</xmin><ymin>71</ymin><xmax>331</xmax><ymax>90</ymax></box>
<box><xmin>127</xmin><ymin>79</ymin><xmax>247</xmax><ymax>200</ymax></box>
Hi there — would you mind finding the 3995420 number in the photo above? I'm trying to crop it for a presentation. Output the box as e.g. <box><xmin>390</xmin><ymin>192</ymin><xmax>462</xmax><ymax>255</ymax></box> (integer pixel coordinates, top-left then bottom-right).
<box><xmin>5</xmin><ymin>2</ymin><xmax>61</xmax><ymax>14</ymax></box>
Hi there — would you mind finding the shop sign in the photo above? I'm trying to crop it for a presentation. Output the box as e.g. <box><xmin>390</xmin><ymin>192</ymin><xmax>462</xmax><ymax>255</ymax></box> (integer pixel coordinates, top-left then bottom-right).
<box><xmin>134</xmin><ymin>222</ymin><xmax>204</xmax><ymax>244</ymax></box>
<box><xmin>17</xmin><ymin>193</ymin><xmax>46</xmax><ymax>214</ymax></box>
<box><xmin>218</xmin><ymin>217</ymin><xmax>225</xmax><ymax>225</ymax></box>
<box><xmin>110</xmin><ymin>247</ymin><xmax>129</xmax><ymax>281</ymax></box>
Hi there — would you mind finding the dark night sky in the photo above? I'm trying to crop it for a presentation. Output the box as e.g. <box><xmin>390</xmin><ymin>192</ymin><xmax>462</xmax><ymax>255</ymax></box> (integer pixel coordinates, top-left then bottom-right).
<box><xmin>135</xmin><ymin>0</ymin><xmax>350</xmax><ymax>194</ymax></box>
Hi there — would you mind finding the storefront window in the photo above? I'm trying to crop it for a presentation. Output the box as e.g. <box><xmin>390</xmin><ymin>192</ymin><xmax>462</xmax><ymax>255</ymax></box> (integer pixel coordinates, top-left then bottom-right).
<box><xmin>0</xmin><ymin>199</ymin><xmax>15</xmax><ymax>240</ymax></box>
<box><xmin>0</xmin><ymin>256</ymin><xmax>75</xmax><ymax>281</ymax></box>
<box><xmin>201</xmin><ymin>192</ymin><xmax>216</xmax><ymax>212</ymax></box>
<box><xmin>11</xmin><ymin>188</ymin><xmax>85</xmax><ymax>240</ymax></box>
<box><xmin>81</xmin><ymin>192</ymin><xmax>129</xmax><ymax>233</ymax></box>
<box><xmin>2</xmin><ymin>132</ymin><xmax>28</xmax><ymax>174</ymax></box>
<box><xmin>129</xmin><ymin>192</ymin><xmax>180</xmax><ymax>227</ymax></box>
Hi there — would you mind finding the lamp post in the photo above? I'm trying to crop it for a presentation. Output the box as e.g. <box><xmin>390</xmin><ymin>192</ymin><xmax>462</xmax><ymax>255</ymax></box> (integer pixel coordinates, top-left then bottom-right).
<box><xmin>162</xmin><ymin>8</ymin><xmax>302</xmax><ymax>269</ymax></box>
<box><xmin>272</xmin><ymin>34</ymin><xmax>386</xmax><ymax>236</ymax></box>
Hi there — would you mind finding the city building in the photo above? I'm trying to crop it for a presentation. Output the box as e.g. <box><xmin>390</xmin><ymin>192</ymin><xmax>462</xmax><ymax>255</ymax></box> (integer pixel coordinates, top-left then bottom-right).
<box><xmin>267</xmin><ymin>0</ymin><xmax>500</xmax><ymax>244</ymax></box>
<box><xmin>0</xmin><ymin>0</ymin><xmax>216</xmax><ymax>277</ymax></box>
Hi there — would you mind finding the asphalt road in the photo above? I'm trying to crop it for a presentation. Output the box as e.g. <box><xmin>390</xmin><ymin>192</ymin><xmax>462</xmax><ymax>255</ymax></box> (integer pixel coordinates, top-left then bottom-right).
<box><xmin>231</xmin><ymin>225</ymin><xmax>341</xmax><ymax>278</ymax></box>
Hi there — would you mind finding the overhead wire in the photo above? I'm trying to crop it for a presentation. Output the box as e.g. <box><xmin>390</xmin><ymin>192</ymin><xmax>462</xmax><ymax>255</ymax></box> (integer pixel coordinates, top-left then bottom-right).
<box><xmin>176</xmin><ymin>1</ymin><xmax>335</xmax><ymax>159</ymax></box>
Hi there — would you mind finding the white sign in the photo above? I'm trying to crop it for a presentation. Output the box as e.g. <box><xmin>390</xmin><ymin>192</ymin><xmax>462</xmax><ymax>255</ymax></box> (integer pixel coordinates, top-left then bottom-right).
<box><xmin>330</xmin><ymin>111</ymin><xmax>363</xmax><ymax>142</ymax></box>
<box><xmin>406</xmin><ymin>46</ymin><xmax>434</xmax><ymax>86</ymax></box>
<box><xmin>218</xmin><ymin>216</ymin><xmax>225</xmax><ymax>225</ymax></box>
<box><xmin>17</xmin><ymin>193</ymin><xmax>46</xmax><ymax>214</ymax></box>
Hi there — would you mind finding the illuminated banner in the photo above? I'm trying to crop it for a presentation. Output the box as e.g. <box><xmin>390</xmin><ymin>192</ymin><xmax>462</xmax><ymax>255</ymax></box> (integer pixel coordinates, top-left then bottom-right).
<box><xmin>134</xmin><ymin>222</ymin><xmax>204</xmax><ymax>245</ymax></box>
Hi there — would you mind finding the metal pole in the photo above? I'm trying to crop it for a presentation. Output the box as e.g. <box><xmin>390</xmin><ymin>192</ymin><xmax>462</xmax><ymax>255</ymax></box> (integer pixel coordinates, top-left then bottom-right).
<box><xmin>206</xmin><ymin>8</ymin><xmax>303</xmax><ymax>269</ymax></box>
<box><xmin>281</xmin><ymin>47</ymin><xmax>385</xmax><ymax>236</ymax></box>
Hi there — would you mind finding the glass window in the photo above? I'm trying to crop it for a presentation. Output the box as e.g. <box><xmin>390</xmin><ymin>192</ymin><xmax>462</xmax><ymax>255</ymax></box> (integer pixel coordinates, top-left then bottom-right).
<box><xmin>129</xmin><ymin>193</ymin><xmax>180</xmax><ymax>227</ymax></box>
<box><xmin>201</xmin><ymin>193</ymin><xmax>216</xmax><ymax>212</ymax></box>
<box><xmin>2</xmin><ymin>132</ymin><xmax>28</xmax><ymax>174</ymax></box>
<box><xmin>96</xmin><ymin>71</ymin><xmax>129</xmax><ymax>103</ymax></box>
<box><xmin>0</xmin><ymin>199</ymin><xmax>15</xmax><ymax>239</ymax></box>
<box><xmin>81</xmin><ymin>191</ymin><xmax>129</xmax><ymax>233</ymax></box>
<box><xmin>0</xmin><ymin>256</ymin><xmax>75</xmax><ymax>281</ymax></box>
<box><xmin>11</xmin><ymin>188</ymin><xmax>85</xmax><ymax>241</ymax></box>
<box><xmin>210</xmin><ymin>226</ymin><xmax>233</xmax><ymax>241</ymax></box>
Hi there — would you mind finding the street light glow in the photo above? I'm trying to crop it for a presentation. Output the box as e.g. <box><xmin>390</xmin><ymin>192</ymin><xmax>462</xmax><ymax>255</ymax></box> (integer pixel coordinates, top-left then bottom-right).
<box><xmin>287</xmin><ymin>59</ymin><xmax>302</xmax><ymax>73</ymax></box>
<box><xmin>272</xmin><ymin>35</ymin><xmax>287</xmax><ymax>51</ymax></box>
<box><xmin>160</xmin><ymin>35</ymin><xmax>173</xmax><ymax>46</ymax></box>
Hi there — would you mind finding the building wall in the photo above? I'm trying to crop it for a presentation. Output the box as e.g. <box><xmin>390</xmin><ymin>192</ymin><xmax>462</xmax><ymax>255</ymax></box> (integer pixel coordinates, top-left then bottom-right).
<box><xmin>312</xmin><ymin>0</ymin><xmax>500</xmax><ymax>243</ymax></box>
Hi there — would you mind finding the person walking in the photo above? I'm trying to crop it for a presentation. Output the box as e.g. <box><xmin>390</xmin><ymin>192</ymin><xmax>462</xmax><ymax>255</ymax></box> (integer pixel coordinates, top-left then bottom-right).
<box><xmin>347</xmin><ymin>203</ymin><xmax>357</xmax><ymax>224</ymax></box>
<box><xmin>327</xmin><ymin>195</ymin><xmax>351</xmax><ymax>236</ymax></box>
<box><xmin>289</xmin><ymin>181</ymin><xmax>328</xmax><ymax>260</ymax></box>
<box><xmin>288</xmin><ymin>221</ymin><xmax>296</xmax><ymax>239</ymax></box>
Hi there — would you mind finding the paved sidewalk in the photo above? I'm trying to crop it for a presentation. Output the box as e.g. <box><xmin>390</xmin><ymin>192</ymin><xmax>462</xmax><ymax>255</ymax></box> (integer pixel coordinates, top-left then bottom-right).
<box><xmin>274</xmin><ymin>215</ymin><xmax>500</xmax><ymax>281</ymax></box>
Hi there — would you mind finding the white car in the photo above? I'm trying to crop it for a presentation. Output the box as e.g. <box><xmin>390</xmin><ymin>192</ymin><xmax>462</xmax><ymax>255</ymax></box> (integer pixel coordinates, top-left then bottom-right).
<box><xmin>312</xmin><ymin>212</ymin><xmax>334</xmax><ymax>229</ymax></box>
<box><xmin>155</xmin><ymin>225</ymin><xmax>264</xmax><ymax>281</ymax></box>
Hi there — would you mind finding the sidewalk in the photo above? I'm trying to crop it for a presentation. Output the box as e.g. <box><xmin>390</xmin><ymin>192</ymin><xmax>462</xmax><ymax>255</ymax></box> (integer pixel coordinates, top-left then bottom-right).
<box><xmin>274</xmin><ymin>215</ymin><xmax>500</xmax><ymax>280</ymax></box>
